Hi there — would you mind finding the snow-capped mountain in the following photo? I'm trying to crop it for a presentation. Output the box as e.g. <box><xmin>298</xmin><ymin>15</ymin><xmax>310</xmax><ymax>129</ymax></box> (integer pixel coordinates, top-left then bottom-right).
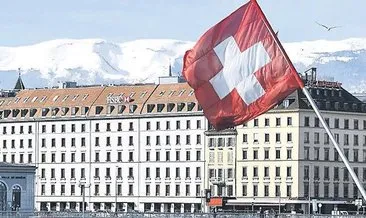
<box><xmin>0</xmin><ymin>38</ymin><xmax>366</xmax><ymax>92</ymax></box>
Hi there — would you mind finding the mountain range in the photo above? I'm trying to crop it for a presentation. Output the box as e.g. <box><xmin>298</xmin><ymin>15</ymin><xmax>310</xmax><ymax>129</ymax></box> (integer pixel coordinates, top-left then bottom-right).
<box><xmin>0</xmin><ymin>37</ymin><xmax>366</xmax><ymax>93</ymax></box>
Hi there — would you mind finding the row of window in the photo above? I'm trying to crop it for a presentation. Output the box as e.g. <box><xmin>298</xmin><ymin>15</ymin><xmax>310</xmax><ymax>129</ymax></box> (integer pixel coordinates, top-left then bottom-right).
<box><xmin>146</xmin><ymin>135</ymin><xmax>201</xmax><ymax>146</ymax></box>
<box><xmin>1</xmin><ymin>153</ymin><xmax>32</xmax><ymax>164</ymax></box>
<box><xmin>304</xmin><ymin>166</ymin><xmax>366</xmax><ymax>181</ymax></box>
<box><xmin>304</xmin><ymin>132</ymin><xmax>366</xmax><ymax>146</ymax></box>
<box><xmin>146</xmin><ymin>120</ymin><xmax>202</xmax><ymax>131</ymax></box>
<box><xmin>241</xmin><ymin>184</ymin><xmax>292</xmax><ymax>197</ymax></box>
<box><xmin>241</xmin><ymin>166</ymin><xmax>292</xmax><ymax>178</ymax></box>
<box><xmin>41</xmin><ymin>166</ymin><xmax>202</xmax><ymax>181</ymax></box>
<box><xmin>303</xmin><ymin>182</ymin><xmax>361</xmax><ymax>199</ymax></box>
<box><xmin>145</xmin><ymin>167</ymin><xmax>201</xmax><ymax>180</ymax></box>
<box><xmin>40</xmin><ymin>149</ymin><xmax>202</xmax><ymax>163</ymax></box>
<box><xmin>40</xmin><ymin>183</ymin><xmax>202</xmax><ymax>197</ymax></box>
<box><xmin>243</xmin><ymin>116</ymin><xmax>366</xmax><ymax>130</ymax></box>
<box><xmin>242</xmin><ymin>133</ymin><xmax>293</xmax><ymax>144</ymax></box>
<box><xmin>242</xmin><ymin>148</ymin><xmax>292</xmax><ymax>160</ymax></box>
<box><xmin>304</xmin><ymin>147</ymin><xmax>366</xmax><ymax>162</ymax></box>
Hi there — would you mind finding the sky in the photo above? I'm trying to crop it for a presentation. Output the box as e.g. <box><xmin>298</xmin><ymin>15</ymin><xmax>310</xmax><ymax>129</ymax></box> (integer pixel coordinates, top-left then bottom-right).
<box><xmin>0</xmin><ymin>0</ymin><xmax>365</xmax><ymax>46</ymax></box>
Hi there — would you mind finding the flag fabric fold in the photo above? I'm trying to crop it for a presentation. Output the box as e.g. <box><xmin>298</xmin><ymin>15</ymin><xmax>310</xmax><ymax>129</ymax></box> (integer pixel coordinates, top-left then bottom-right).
<box><xmin>182</xmin><ymin>0</ymin><xmax>304</xmax><ymax>130</ymax></box>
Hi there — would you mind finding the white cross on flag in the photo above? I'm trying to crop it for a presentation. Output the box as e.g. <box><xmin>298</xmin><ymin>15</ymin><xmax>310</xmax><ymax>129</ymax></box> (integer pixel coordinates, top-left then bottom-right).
<box><xmin>183</xmin><ymin>0</ymin><xmax>304</xmax><ymax>130</ymax></box>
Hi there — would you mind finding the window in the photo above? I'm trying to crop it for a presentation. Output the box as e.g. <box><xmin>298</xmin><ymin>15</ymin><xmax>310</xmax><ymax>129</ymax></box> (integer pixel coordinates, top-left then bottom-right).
<box><xmin>304</xmin><ymin>117</ymin><xmax>310</xmax><ymax>127</ymax></box>
<box><xmin>287</xmin><ymin>167</ymin><xmax>292</xmax><ymax>177</ymax></box>
<box><xmin>324</xmin><ymin>149</ymin><xmax>330</xmax><ymax>161</ymax></box>
<box><xmin>196</xmin><ymin>135</ymin><xmax>201</xmax><ymax>144</ymax></box>
<box><xmin>275</xmin><ymin>133</ymin><xmax>280</xmax><ymax>143</ymax></box>
<box><xmin>106</xmin><ymin>152</ymin><xmax>111</xmax><ymax>162</ymax></box>
<box><xmin>129</xmin><ymin>136</ymin><xmax>133</xmax><ymax>146</ymax></box>
<box><xmin>242</xmin><ymin>134</ymin><xmax>248</xmax><ymax>143</ymax></box>
<box><xmin>186</xmin><ymin>120</ymin><xmax>191</xmax><ymax>129</ymax></box>
<box><xmin>253</xmin><ymin>119</ymin><xmax>259</xmax><ymax>127</ymax></box>
<box><xmin>264</xmin><ymin>167</ymin><xmax>269</xmax><ymax>177</ymax></box>
<box><xmin>156</xmin><ymin>151</ymin><xmax>160</xmax><ymax>161</ymax></box>
<box><xmin>146</xmin><ymin>151</ymin><xmax>150</xmax><ymax>161</ymax></box>
<box><xmin>276</xmin><ymin>118</ymin><xmax>281</xmax><ymax>126</ymax></box>
<box><xmin>196</xmin><ymin>120</ymin><xmax>201</xmax><ymax>129</ymax></box>
<box><xmin>242</xmin><ymin>167</ymin><xmax>247</xmax><ymax>177</ymax></box>
<box><xmin>242</xmin><ymin>185</ymin><xmax>247</xmax><ymax>196</ymax></box>
<box><xmin>314</xmin><ymin>148</ymin><xmax>320</xmax><ymax>160</ymax></box>
<box><xmin>129</xmin><ymin>122</ymin><xmax>134</xmax><ymax>131</ymax></box>
<box><xmin>304</xmin><ymin>166</ymin><xmax>309</xmax><ymax>180</ymax></box>
<box><xmin>354</xmin><ymin>135</ymin><xmax>359</xmax><ymax>146</ymax></box>
<box><xmin>264</xmin><ymin>149</ymin><xmax>269</xmax><ymax>159</ymax></box>
<box><xmin>354</xmin><ymin>120</ymin><xmax>359</xmax><ymax>129</ymax></box>
<box><xmin>176</xmin><ymin>121</ymin><xmax>180</xmax><ymax>130</ymax></box>
<box><xmin>264</xmin><ymin>185</ymin><xmax>269</xmax><ymax>197</ymax></box>
<box><xmin>344</xmin><ymin>119</ymin><xmax>349</xmax><ymax>129</ymax></box>
<box><xmin>287</xmin><ymin>149</ymin><xmax>292</xmax><ymax>159</ymax></box>
<box><xmin>128</xmin><ymin>152</ymin><xmax>133</xmax><ymax>162</ymax></box>
<box><xmin>253</xmin><ymin>185</ymin><xmax>258</xmax><ymax>197</ymax></box>
<box><xmin>344</xmin><ymin>134</ymin><xmax>349</xmax><ymax>145</ymax></box>
<box><xmin>276</xmin><ymin>150</ymin><xmax>280</xmax><ymax>159</ymax></box>
<box><xmin>335</xmin><ymin>118</ymin><xmax>339</xmax><ymax>128</ymax></box>
<box><xmin>166</xmin><ymin>121</ymin><xmax>170</xmax><ymax>130</ymax></box>
<box><xmin>287</xmin><ymin>185</ymin><xmax>292</xmax><ymax>197</ymax></box>
<box><xmin>275</xmin><ymin>185</ymin><xmax>280</xmax><ymax>197</ymax></box>
<box><xmin>156</xmin><ymin>136</ymin><xmax>161</xmax><ymax>145</ymax></box>
<box><xmin>314</xmin><ymin>132</ymin><xmax>320</xmax><ymax>144</ymax></box>
<box><xmin>264</xmin><ymin>118</ymin><xmax>270</xmax><ymax>126</ymax></box>
<box><xmin>186</xmin><ymin>135</ymin><xmax>190</xmax><ymax>145</ymax></box>
<box><xmin>156</xmin><ymin>122</ymin><xmax>160</xmax><ymax>130</ymax></box>
<box><xmin>287</xmin><ymin>133</ymin><xmax>292</xmax><ymax>142</ymax></box>
<box><xmin>334</xmin><ymin>167</ymin><xmax>339</xmax><ymax>180</ymax></box>
<box><xmin>175</xmin><ymin>185</ymin><xmax>180</xmax><ymax>196</ymax></box>
<box><xmin>287</xmin><ymin>117</ymin><xmax>292</xmax><ymax>126</ymax></box>
<box><xmin>95</xmin><ymin>152</ymin><xmax>100</xmax><ymax>162</ymax></box>
<box><xmin>166</xmin><ymin>151</ymin><xmax>170</xmax><ymax>161</ymax></box>
<box><xmin>253</xmin><ymin>167</ymin><xmax>258</xmax><ymax>177</ymax></box>
<box><xmin>186</xmin><ymin>151</ymin><xmax>190</xmax><ymax>161</ymax></box>
<box><xmin>354</xmin><ymin>149</ymin><xmax>359</xmax><ymax>162</ymax></box>
<box><xmin>242</xmin><ymin>150</ymin><xmax>247</xmax><ymax>160</ymax></box>
<box><xmin>314</xmin><ymin>166</ymin><xmax>320</xmax><ymax>180</ymax></box>
<box><xmin>314</xmin><ymin>117</ymin><xmax>320</xmax><ymax>127</ymax></box>
<box><xmin>253</xmin><ymin>150</ymin><xmax>258</xmax><ymax>160</ymax></box>
<box><xmin>304</xmin><ymin>147</ymin><xmax>310</xmax><ymax>160</ymax></box>
<box><xmin>275</xmin><ymin>167</ymin><xmax>280</xmax><ymax>177</ymax></box>
<box><xmin>196</xmin><ymin>150</ymin><xmax>201</xmax><ymax>161</ymax></box>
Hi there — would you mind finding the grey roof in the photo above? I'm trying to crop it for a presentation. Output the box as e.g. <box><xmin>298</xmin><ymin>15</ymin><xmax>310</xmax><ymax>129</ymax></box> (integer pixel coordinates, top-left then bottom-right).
<box><xmin>14</xmin><ymin>75</ymin><xmax>25</xmax><ymax>90</ymax></box>
<box><xmin>0</xmin><ymin>162</ymin><xmax>36</xmax><ymax>169</ymax></box>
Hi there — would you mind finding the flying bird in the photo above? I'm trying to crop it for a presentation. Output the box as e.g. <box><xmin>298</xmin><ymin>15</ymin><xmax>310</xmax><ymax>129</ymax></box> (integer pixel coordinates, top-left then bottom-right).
<box><xmin>316</xmin><ymin>22</ymin><xmax>341</xmax><ymax>31</ymax></box>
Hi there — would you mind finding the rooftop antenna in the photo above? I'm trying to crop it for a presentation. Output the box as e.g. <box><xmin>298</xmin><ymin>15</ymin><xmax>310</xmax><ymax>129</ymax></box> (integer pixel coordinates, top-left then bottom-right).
<box><xmin>168</xmin><ymin>59</ymin><xmax>172</xmax><ymax>77</ymax></box>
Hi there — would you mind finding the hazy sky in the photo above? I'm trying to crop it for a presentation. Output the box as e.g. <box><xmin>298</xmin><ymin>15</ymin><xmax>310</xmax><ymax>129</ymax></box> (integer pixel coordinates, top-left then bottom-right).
<box><xmin>0</xmin><ymin>0</ymin><xmax>365</xmax><ymax>46</ymax></box>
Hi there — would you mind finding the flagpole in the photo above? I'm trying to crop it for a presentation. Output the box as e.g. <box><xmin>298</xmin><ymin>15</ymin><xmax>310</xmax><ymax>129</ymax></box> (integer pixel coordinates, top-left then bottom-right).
<box><xmin>302</xmin><ymin>87</ymin><xmax>366</xmax><ymax>202</ymax></box>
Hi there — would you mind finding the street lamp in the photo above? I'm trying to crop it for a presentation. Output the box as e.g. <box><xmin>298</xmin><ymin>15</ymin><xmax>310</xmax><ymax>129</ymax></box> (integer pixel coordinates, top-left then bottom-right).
<box><xmin>79</xmin><ymin>182</ymin><xmax>90</xmax><ymax>218</ymax></box>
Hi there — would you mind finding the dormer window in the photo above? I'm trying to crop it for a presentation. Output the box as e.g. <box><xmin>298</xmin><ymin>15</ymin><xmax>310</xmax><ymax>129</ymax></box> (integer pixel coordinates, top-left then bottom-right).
<box><xmin>82</xmin><ymin>94</ymin><xmax>88</xmax><ymax>101</ymax></box>
<box><xmin>107</xmin><ymin>105</ymin><xmax>115</xmax><ymax>114</ymax></box>
<box><xmin>21</xmin><ymin>109</ymin><xmax>28</xmax><ymax>117</ymax></box>
<box><xmin>81</xmin><ymin>107</ymin><xmax>89</xmax><ymax>115</ymax></box>
<box><xmin>140</xmin><ymin>91</ymin><xmax>147</xmax><ymax>98</ymax></box>
<box><xmin>71</xmin><ymin>107</ymin><xmax>79</xmax><ymax>115</ymax></box>
<box><xmin>147</xmin><ymin>104</ymin><xmax>155</xmax><ymax>113</ymax></box>
<box><xmin>31</xmin><ymin>97</ymin><xmax>38</xmax><ymax>102</ymax></box>
<box><xmin>61</xmin><ymin>107</ymin><xmax>69</xmax><ymax>116</ymax></box>
<box><xmin>12</xmin><ymin>109</ymin><xmax>20</xmax><ymax>117</ymax></box>
<box><xmin>129</xmin><ymin>105</ymin><xmax>137</xmax><ymax>113</ymax></box>
<box><xmin>62</xmin><ymin>95</ymin><xmax>69</xmax><ymax>102</ymax></box>
<box><xmin>188</xmin><ymin>90</ymin><xmax>194</xmax><ymax>96</ymax></box>
<box><xmin>178</xmin><ymin>90</ymin><xmax>185</xmax><ymax>96</ymax></box>
<box><xmin>118</xmin><ymin>105</ymin><xmax>126</xmax><ymax>114</ymax></box>
<box><xmin>157</xmin><ymin>104</ymin><xmax>165</xmax><ymax>112</ymax></box>
<box><xmin>40</xmin><ymin>96</ymin><xmax>47</xmax><ymax>102</ymax></box>
<box><xmin>187</xmin><ymin>102</ymin><xmax>195</xmax><ymax>111</ymax></box>
<box><xmin>30</xmin><ymin>109</ymin><xmax>37</xmax><ymax>117</ymax></box>
<box><xmin>168</xmin><ymin>91</ymin><xmax>175</xmax><ymax>97</ymax></box>
<box><xmin>177</xmin><ymin>103</ymin><xmax>185</xmax><ymax>112</ymax></box>
<box><xmin>167</xmin><ymin>103</ymin><xmax>175</xmax><ymax>112</ymax></box>
<box><xmin>14</xmin><ymin>97</ymin><xmax>20</xmax><ymax>103</ymax></box>
<box><xmin>53</xmin><ymin>96</ymin><xmax>59</xmax><ymax>101</ymax></box>
<box><xmin>52</xmin><ymin>108</ymin><xmax>59</xmax><ymax>116</ymax></box>
<box><xmin>129</xmin><ymin>92</ymin><xmax>136</xmax><ymax>98</ymax></box>
<box><xmin>72</xmin><ymin>95</ymin><xmax>79</xmax><ymax>101</ymax></box>
<box><xmin>96</xmin><ymin>106</ymin><xmax>103</xmax><ymax>115</ymax></box>
<box><xmin>42</xmin><ymin>108</ymin><xmax>50</xmax><ymax>117</ymax></box>
<box><xmin>158</xmin><ymin>91</ymin><xmax>165</xmax><ymax>96</ymax></box>
<box><xmin>23</xmin><ymin>97</ymin><xmax>29</xmax><ymax>103</ymax></box>
<box><xmin>0</xmin><ymin>101</ymin><xmax>4</xmax><ymax>106</ymax></box>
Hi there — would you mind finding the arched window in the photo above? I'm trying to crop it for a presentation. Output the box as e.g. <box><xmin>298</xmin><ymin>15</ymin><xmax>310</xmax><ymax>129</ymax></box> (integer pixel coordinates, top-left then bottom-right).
<box><xmin>12</xmin><ymin>185</ymin><xmax>21</xmax><ymax>211</ymax></box>
<box><xmin>0</xmin><ymin>182</ymin><xmax>7</xmax><ymax>211</ymax></box>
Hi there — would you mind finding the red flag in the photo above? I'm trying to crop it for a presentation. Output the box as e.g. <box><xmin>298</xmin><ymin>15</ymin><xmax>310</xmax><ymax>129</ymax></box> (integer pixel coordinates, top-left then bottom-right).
<box><xmin>182</xmin><ymin>0</ymin><xmax>304</xmax><ymax>130</ymax></box>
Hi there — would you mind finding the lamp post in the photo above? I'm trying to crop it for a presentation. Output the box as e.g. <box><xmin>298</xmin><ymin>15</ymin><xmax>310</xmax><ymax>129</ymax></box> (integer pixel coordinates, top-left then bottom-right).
<box><xmin>79</xmin><ymin>182</ymin><xmax>90</xmax><ymax>218</ymax></box>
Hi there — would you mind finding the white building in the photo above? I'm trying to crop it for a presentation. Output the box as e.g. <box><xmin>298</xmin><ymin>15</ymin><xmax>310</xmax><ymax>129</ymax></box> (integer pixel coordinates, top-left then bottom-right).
<box><xmin>0</xmin><ymin>76</ymin><xmax>365</xmax><ymax>214</ymax></box>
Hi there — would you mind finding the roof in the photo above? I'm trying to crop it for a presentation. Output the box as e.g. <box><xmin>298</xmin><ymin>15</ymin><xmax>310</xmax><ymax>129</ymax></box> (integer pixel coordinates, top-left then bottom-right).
<box><xmin>14</xmin><ymin>75</ymin><xmax>25</xmax><ymax>90</ymax></box>
<box><xmin>0</xmin><ymin>82</ymin><xmax>201</xmax><ymax>120</ymax></box>
<box><xmin>0</xmin><ymin>162</ymin><xmax>36</xmax><ymax>173</ymax></box>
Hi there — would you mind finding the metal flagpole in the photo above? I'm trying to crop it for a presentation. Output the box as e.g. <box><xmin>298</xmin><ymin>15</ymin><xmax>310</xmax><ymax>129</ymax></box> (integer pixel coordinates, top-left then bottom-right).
<box><xmin>302</xmin><ymin>87</ymin><xmax>366</xmax><ymax>201</ymax></box>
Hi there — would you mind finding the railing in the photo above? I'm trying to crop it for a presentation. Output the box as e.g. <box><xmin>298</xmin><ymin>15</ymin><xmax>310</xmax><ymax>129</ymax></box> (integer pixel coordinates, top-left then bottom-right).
<box><xmin>3</xmin><ymin>211</ymin><xmax>363</xmax><ymax>218</ymax></box>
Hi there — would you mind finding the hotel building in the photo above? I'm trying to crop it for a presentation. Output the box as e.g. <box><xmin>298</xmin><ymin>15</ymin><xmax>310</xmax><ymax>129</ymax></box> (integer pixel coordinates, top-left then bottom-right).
<box><xmin>0</xmin><ymin>75</ymin><xmax>364</xmax><ymax>213</ymax></box>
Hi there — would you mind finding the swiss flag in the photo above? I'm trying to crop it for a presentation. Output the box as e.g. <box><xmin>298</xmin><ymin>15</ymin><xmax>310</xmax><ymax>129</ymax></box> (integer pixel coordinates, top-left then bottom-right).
<box><xmin>182</xmin><ymin>0</ymin><xmax>304</xmax><ymax>130</ymax></box>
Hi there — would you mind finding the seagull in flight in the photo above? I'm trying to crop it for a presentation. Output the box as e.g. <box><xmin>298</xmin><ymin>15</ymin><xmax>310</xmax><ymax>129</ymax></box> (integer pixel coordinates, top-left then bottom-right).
<box><xmin>316</xmin><ymin>21</ymin><xmax>341</xmax><ymax>31</ymax></box>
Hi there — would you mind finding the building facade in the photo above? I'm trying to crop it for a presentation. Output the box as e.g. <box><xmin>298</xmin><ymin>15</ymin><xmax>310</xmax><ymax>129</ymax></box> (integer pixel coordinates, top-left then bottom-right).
<box><xmin>0</xmin><ymin>77</ymin><xmax>365</xmax><ymax>213</ymax></box>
